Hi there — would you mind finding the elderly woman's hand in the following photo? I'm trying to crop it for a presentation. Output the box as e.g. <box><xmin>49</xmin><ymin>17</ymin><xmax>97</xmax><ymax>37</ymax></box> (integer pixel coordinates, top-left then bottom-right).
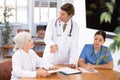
<box><xmin>36</xmin><ymin>68</ymin><xmax>51</xmax><ymax>78</ymax></box>
<box><xmin>49</xmin><ymin>66</ymin><xmax>59</xmax><ymax>70</ymax></box>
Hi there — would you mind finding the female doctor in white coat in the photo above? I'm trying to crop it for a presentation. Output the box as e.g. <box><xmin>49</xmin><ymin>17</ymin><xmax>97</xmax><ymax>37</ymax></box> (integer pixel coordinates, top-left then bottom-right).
<box><xmin>43</xmin><ymin>3</ymin><xmax>79</xmax><ymax>68</ymax></box>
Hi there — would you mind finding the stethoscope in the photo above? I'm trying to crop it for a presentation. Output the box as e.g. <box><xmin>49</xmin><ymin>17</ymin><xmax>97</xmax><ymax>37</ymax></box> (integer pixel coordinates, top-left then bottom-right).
<box><xmin>55</xmin><ymin>18</ymin><xmax>73</xmax><ymax>37</ymax></box>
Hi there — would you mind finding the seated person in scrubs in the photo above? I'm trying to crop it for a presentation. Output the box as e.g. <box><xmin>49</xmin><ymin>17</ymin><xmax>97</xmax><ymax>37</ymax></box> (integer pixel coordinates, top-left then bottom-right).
<box><xmin>78</xmin><ymin>30</ymin><xmax>113</xmax><ymax>71</ymax></box>
<box><xmin>11</xmin><ymin>32</ymin><xmax>57</xmax><ymax>80</ymax></box>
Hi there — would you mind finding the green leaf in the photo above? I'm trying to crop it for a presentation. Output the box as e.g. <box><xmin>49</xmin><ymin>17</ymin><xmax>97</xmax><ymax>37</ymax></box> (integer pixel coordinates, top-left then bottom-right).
<box><xmin>109</xmin><ymin>34</ymin><xmax>120</xmax><ymax>53</ymax></box>
<box><xmin>100</xmin><ymin>12</ymin><xmax>107</xmax><ymax>23</ymax></box>
<box><xmin>111</xmin><ymin>0</ymin><xmax>116</xmax><ymax>4</ymax></box>
<box><xmin>96</xmin><ymin>48</ymin><xmax>109</xmax><ymax>65</ymax></box>
<box><xmin>106</xmin><ymin>2</ymin><xmax>114</xmax><ymax>13</ymax></box>
<box><xmin>114</xmin><ymin>27</ymin><xmax>120</xmax><ymax>34</ymax></box>
<box><xmin>100</xmin><ymin>12</ymin><xmax>111</xmax><ymax>23</ymax></box>
<box><xmin>115</xmin><ymin>35</ymin><xmax>120</xmax><ymax>42</ymax></box>
<box><xmin>105</xmin><ymin>13</ymin><xmax>111</xmax><ymax>23</ymax></box>
<box><xmin>118</xmin><ymin>59</ymin><xmax>120</xmax><ymax>66</ymax></box>
<box><xmin>109</xmin><ymin>44</ymin><xmax>116</xmax><ymax>52</ymax></box>
<box><xmin>103</xmin><ymin>55</ymin><xmax>108</xmax><ymax>62</ymax></box>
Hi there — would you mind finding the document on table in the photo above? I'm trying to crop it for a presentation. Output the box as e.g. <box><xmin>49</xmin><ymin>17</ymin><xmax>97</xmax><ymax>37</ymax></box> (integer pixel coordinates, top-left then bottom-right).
<box><xmin>48</xmin><ymin>69</ymin><xmax>59</xmax><ymax>74</ymax></box>
<box><xmin>48</xmin><ymin>67</ymin><xmax>81</xmax><ymax>75</ymax></box>
<box><xmin>79</xmin><ymin>67</ymin><xmax>98</xmax><ymax>73</ymax></box>
<box><xmin>59</xmin><ymin>67</ymin><xmax>82</xmax><ymax>75</ymax></box>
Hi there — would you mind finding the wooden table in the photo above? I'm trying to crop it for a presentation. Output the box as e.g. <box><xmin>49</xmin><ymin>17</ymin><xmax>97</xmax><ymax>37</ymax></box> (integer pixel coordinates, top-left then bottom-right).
<box><xmin>20</xmin><ymin>68</ymin><xmax>120</xmax><ymax>80</ymax></box>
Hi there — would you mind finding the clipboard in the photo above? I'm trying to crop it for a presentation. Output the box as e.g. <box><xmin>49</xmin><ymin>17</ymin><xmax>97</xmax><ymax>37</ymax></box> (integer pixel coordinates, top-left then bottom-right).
<box><xmin>59</xmin><ymin>67</ymin><xmax>82</xmax><ymax>75</ymax></box>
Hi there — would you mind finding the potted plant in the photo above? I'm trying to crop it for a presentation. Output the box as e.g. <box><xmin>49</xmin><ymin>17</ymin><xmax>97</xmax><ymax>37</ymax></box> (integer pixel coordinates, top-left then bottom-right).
<box><xmin>100</xmin><ymin>0</ymin><xmax>120</xmax><ymax>65</ymax></box>
<box><xmin>0</xmin><ymin>5</ymin><xmax>14</xmax><ymax>45</ymax></box>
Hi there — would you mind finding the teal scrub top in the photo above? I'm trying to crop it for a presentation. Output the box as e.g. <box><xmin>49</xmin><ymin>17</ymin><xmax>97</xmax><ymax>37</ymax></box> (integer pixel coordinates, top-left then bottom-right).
<box><xmin>80</xmin><ymin>44</ymin><xmax>113</xmax><ymax>65</ymax></box>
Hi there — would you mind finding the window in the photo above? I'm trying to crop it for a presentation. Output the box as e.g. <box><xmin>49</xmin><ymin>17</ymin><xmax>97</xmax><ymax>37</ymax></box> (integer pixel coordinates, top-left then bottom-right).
<box><xmin>0</xmin><ymin>0</ymin><xmax>28</xmax><ymax>24</ymax></box>
<box><xmin>34</xmin><ymin>0</ymin><xmax>57</xmax><ymax>24</ymax></box>
<box><xmin>16</xmin><ymin>0</ymin><xmax>27</xmax><ymax>24</ymax></box>
<box><xmin>0</xmin><ymin>0</ymin><xmax>4</xmax><ymax>23</ymax></box>
<box><xmin>0</xmin><ymin>0</ymin><xmax>64</xmax><ymax>25</ymax></box>
<box><xmin>5</xmin><ymin>0</ymin><xmax>16</xmax><ymax>23</ymax></box>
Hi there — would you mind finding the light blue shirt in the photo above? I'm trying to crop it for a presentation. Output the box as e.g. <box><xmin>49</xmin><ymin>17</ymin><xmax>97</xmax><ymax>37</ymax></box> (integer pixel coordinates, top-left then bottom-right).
<box><xmin>80</xmin><ymin>44</ymin><xmax>113</xmax><ymax>65</ymax></box>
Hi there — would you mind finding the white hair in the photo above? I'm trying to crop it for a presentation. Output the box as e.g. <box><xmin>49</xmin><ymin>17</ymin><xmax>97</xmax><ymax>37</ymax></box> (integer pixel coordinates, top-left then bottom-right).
<box><xmin>13</xmin><ymin>31</ymin><xmax>31</xmax><ymax>51</ymax></box>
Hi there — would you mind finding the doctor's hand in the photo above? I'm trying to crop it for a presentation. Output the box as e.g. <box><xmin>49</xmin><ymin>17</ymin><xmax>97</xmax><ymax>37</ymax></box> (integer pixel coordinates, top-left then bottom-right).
<box><xmin>65</xmin><ymin>64</ymin><xmax>76</xmax><ymax>68</ymax></box>
<box><xmin>49</xmin><ymin>66</ymin><xmax>59</xmax><ymax>70</ymax></box>
<box><xmin>50</xmin><ymin>44</ymin><xmax>58</xmax><ymax>53</ymax></box>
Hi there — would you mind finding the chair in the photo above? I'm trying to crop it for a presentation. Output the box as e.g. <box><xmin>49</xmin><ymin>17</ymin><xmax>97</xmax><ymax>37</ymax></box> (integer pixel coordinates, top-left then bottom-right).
<box><xmin>1</xmin><ymin>46</ymin><xmax>14</xmax><ymax>58</ymax></box>
<box><xmin>0</xmin><ymin>59</ymin><xmax>12</xmax><ymax>80</ymax></box>
<box><xmin>37</xmin><ymin>29</ymin><xmax>45</xmax><ymax>38</ymax></box>
<box><xmin>17</xmin><ymin>29</ymin><xmax>29</xmax><ymax>33</ymax></box>
<box><xmin>34</xmin><ymin>42</ymin><xmax>45</xmax><ymax>57</ymax></box>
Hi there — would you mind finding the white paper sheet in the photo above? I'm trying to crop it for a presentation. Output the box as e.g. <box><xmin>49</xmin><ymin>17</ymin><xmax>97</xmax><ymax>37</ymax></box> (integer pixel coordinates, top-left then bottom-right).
<box><xmin>48</xmin><ymin>67</ymin><xmax>81</xmax><ymax>74</ymax></box>
<box><xmin>79</xmin><ymin>67</ymin><xmax>98</xmax><ymax>73</ymax></box>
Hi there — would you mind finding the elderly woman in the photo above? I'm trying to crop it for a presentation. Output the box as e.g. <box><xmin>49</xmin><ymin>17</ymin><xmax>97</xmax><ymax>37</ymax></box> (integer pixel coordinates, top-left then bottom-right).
<box><xmin>11</xmin><ymin>32</ymin><xmax>56</xmax><ymax>80</ymax></box>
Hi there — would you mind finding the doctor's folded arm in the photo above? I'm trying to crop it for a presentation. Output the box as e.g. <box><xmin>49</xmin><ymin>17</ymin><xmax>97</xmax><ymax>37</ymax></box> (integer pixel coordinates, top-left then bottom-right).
<box><xmin>43</xmin><ymin>3</ymin><xmax>79</xmax><ymax>68</ymax></box>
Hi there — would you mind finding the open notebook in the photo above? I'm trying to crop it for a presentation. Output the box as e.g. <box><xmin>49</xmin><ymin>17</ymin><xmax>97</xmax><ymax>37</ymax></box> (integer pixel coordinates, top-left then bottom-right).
<box><xmin>48</xmin><ymin>67</ymin><xmax>81</xmax><ymax>75</ymax></box>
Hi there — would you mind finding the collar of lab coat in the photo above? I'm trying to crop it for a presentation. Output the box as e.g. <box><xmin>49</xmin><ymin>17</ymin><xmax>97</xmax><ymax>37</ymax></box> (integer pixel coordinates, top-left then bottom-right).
<box><xmin>60</xmin><ymin>18</ymin><xmax>72</xmax><ymax>25</ymax></box>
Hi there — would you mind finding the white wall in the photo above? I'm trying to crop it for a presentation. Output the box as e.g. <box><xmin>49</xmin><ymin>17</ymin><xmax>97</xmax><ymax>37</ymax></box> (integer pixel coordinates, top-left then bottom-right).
<box><xmin>73</xmin><ymin>0</ymin><xmax>120</xmax><ymax>71</ymax></box>
<box><xmin>73</xmin><ymin>0</ymin><xmax>98</xmax><ymax>52</ymax></box>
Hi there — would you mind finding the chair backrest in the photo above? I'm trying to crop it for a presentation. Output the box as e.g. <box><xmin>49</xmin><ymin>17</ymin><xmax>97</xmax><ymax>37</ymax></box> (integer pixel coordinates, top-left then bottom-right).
<box><xmin>17</xmin><ymin>29</ymin><xmax>29</xmax><ymax>33</ymax></box>
<box><xmin>0</xmin><ymin>59</ymin><xmax>12</xmax><ymax>80</ymax></box>
<box><xmin>37</xmin><ymin>29</ymin><xmax>45</xmax><ymax>38</ymax></box>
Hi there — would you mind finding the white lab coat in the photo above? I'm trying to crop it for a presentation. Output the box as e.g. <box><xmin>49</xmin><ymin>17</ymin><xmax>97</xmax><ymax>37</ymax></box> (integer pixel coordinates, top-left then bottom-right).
<box><xmin>11</xmin><ymin>49</ymin><xmax>53</xmax><ymax>80</ymax></box>
<box><xmin>43</xmin><ymin>18</ymin><xmax>79</xmax><ymax>66</ymax></box>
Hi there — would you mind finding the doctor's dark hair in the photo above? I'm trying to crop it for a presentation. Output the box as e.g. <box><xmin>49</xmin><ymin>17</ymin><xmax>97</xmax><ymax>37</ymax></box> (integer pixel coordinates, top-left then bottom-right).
<box><xmin>94</xmin><ymin>30</ymin><xmax>106</xmax><ymax>41</ymax></box>
<box><xmin>60</xmin><ymin>3</ymin><xmax>75</xmax><ymax>16</ymax></box>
